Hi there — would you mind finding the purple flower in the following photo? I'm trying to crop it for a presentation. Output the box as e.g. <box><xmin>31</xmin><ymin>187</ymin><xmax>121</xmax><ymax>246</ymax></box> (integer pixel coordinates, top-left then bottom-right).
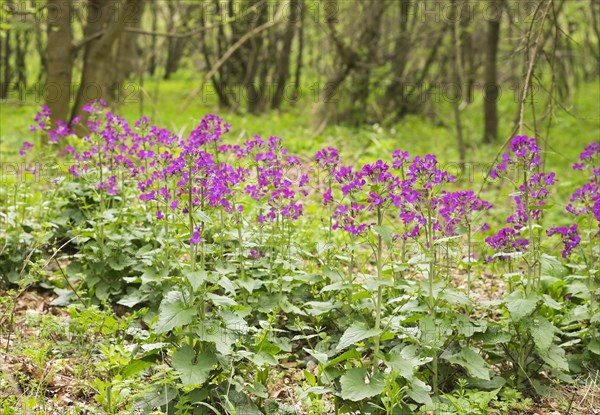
<box><xmin>491</xmin><ymin>136</ymin><xmax>542</xmax><ymax>178</ymax></box>
<box><xmin>485</xmin><ymin>227</ymin><xmax>529</xmax><ymax>260</ymax></box>
<box><xmin>249</xmin><ymin>249</ymin><xmax>265</xmax><ymax>259</ymax></box>
<box><xmin>315</xmin><ymin>147</ymin><xmax>340</xmax><ymax>169</ymax></box>
<box><xmin>19</xmin><ymin>141</ymin><xmax>34</xmax><ymax>156</ymax></box>
<box><xmin>189</xmin><ymin>231</ymin><xmax>202</xmax><ymax>245</ymax></box>
<box><xmin>436</xmin><ymin>190</ymin><xmax>493</xmax><ymax>236</ymax></box>
<box><xmin>82</xmin><ymin>99</ymin><xmax>107</xmax><ymax>113</ymax></box>
<box><xmin>547</xmin><ymin>224</ymin><xmax>581</xmax><ymax>258</ymax></box>
<box><xmin>578</xmin><ymin>142</ymin><xmax>600</xmax><ymax>164</ymax></box>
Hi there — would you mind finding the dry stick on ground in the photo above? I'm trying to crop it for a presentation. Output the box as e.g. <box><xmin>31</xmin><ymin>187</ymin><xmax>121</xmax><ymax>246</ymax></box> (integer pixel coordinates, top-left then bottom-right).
<box><xmin>478</xmin><ymin>0</ymin><xmax>554</xmax><ymax>197</ymax></box>
<box><xmin>179</xmin><ymin>1</ymin><xmax>288</xmax><ymax>112</ymax></box>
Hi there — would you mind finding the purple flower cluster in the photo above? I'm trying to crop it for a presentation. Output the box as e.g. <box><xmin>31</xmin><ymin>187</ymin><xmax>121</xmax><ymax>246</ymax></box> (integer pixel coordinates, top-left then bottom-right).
<box><xmin>490</xmin><ymin>135</ymin><xmax>542</xmax><ymax>179</ymax></box>
<box><xmin>567</xmin><ymin>142</ymin><xmax>600</xmax><ymax>229</ymax></box>
<box><xmin>485</xmin><ymin>136</ymin><xmax>558</xmax><ymax>261</ymax></box>
<box><xmin>507</xmin><ymin>172</ymin><xmax>556</xmax><ymax>227</ymax></box>
<box><xmin>573</xmin><ymin>142</ymin><xmax>600</xmax><ymax>170</ymax></box>
<box><xmin>436</xmin><ymin>191</ymin><xmax>493</xmax><ymax>236</ymax></box>
<box><xmin>485</xmin><ymin>228</ymin><xmax>529</xmax><ymax>260</ymax></box>
<box><xmin>546</xmin><ymin>225</ymin><xmax>581</xmax><ymax>258</ymax></box>
<box><xmin>547</xmin><ymin>142</ymin><xmax>600</xmax><ymax>256</ymax></box>
<box><xmin>23</xmin><ymin>103</ymin><xmax>309</xmax><ymax>249</ymax></box>
<box><xmin>315</xmin><ymin>147</ymin><xmax>489</xmax><ymax>243</ymax></box>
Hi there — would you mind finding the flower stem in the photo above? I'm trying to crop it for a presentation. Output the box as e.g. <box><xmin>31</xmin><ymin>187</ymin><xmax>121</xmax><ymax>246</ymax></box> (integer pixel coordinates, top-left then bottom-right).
<box><xmin>373</xmin><ymin>207</ymin><xmax>384</xmax><ymax>369</ymax></box>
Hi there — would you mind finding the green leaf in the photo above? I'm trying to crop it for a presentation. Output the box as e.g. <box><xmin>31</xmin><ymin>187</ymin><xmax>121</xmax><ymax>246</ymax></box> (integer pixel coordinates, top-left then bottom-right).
<box><xmin>542</xmin><ymin>294</ymin><xmax>562</xmax><ymax>310</ymax></box>
<box><xmin>340</xmin><ymin>368</ymin><xmax>385</xmax><ymax>401</ymax></box>
<box><xmin>206</xmin><ymin>293</ymin><xmax>238</xmax><ymax>307</ymax></box>
<box><xmin>525</xmin><ymin>316</ymin><xmax>556</xmax><ymax>353</ymax></box>
<box><xmin>186</xmin><ymin>270</ymin><xmax>208</xmax><ymax>291</ymax></box>
<box><xmin>407</xmin><ymin>377</ymin><xmax>432</xmax><ymax>405</ymax></box>
<box><xmin>372</xmin><ymin>225</ymin><xmax>394</xmax><ymax>249</ymax></box>
<box><xmin>540</xmin><ymin>344</ymin><xmax>569</xmax><ymax>371</ymax></box>
<box><xmin>154</xmin><ymin>292</ymin><xmax>197</xmax><ymax>334</ymax></box>
<box><xmin>336</xmin><ymin>322</ymin><xmax>382</xmax><ymax>352</ymax></box>
<box><xmin>327</xmin><ymin>349</ymin><xmax>361</xmax><ymax>367</ymax></box>
<box><xmin>383</xmin><ymin>345</ymin><xmax>431</xmax><ymax>380</ymax></box>
<box><xmin>172</xmin><ymin>344</ymin><xmax>216</xmax><ymax>386</ymax></box>
<box><xmin>588</xmin><ymin>338</ymin><xmax>600</xmax><ymax>355</ymax></box>
<box><xmin>505</xmin><ymin>292</ymin><xmax>539</xmax><ymax>322</ymax></box>
<box><xmin>117</xmin><ymin>289</ymin><xmax>148</xmax><ymax>308</ymax></box>
<box><xmin>107</xmin><ymin>252</ymin><xmax>133</xmax><ymax>271</ymax></box>
<box><xmin>446</xmin><ymin>347</ymin><xmax>490</xmax><ymax>380</ymax></box>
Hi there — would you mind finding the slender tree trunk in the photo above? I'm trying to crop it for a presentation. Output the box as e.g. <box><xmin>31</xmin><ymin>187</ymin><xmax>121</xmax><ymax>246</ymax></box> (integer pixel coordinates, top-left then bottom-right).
<box><xmin>452</xmin><ymin>0</ymin><xmax>466</xmax><ymax>168</ymax></box>
<box><xmin>483</xmin><ymin>0</ymin><xmax>503</xmax><ymax>144</ymax></box>
<box><xmin>15</xmin><ymin>29</ymin><xmax>29</xmax><ymax>99</ymax></box>
<box><xmin>0</xmin><ymin>30</ymin><xmax>10</xmax><ymax>99</ymax></box>
<box><xmin>293</xmin><ymin>0</ymin><xmax>305</xmax><ymax>100</ymax></box>
<box><xmin>111</xmin><ymin>0</ymin><xmax>145</xmax><ymax>103</ymax></box>
<box><xmin>71</xmin><ymin>0</ymin><xmax>142</xmax><ymax>130</ymax></box>
<box><xmin>347</xmin><ymin>0</ymin><xmax>385</xmax><ymax>124</ymax></box>
<box><xmin>272</xmin><ymin>0</ymin><xmax>298</xmax><ymax>109</ymax></box>
<box><xmin>149</xmin><ymin>0</ymin><xmax>157</xmax><ymax>76</ymax></box>
<box><xmin>382</xmin><ymin>0</ymin><xmax>411</xmax><ymax>112</ymax></box>
<box><xmin>33</xmin><ymin>0</ymin><xmax>47</xmax><ymax>86</ymax></box>
<box><xmin>46</xmin><ymin>0</ymin><xmax>73</xmax><ymax>127</ymax></box>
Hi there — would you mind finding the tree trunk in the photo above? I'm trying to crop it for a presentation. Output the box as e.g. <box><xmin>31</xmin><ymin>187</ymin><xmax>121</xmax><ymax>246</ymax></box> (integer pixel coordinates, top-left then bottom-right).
<box><xmin>483</xmin><ymin>0</ymin><xmax>503</xmax><ymax>144</ymax></box>
<box><xmin>293</xmin><ymin>0</ymin><xmax>305</xmax><ymax>100</ymax></box>
<box><xmin>271</xmin><ymin>0</ymin><xmax>298</xmax><ymax>109</ymax></box>
<box><xmin>149</xmin><ymin>0</ymin><xmax>157</xmax><ymax>76</ymax></box>
<box><xmin>382</xmin><ymin>0</ymin><xmax>412</xmax><ymax>114</ymax></box>
<box><xmin>46</xmin><ymin>0</ymin><xmax>73</xmax><ymax>126</ymax></box>
<box><xmin>15</xmin><ymin>28</ymin><xmax>30</xmax><ymax>100</ymax></box>
<box><xmin>452</xmin><ymin>0</ymin><xmax>466</xmax><ymax>168</ymax></box>
<box><xmin>0</xmin><ymin>30</ymin><xmax>10</xmax><ymax>99</ymax></box>
<box><xmin>71</xmin><ymin>0</ymin><xmax>142</xmax><ymax>130</ymax></box>
<box><xmin>111</xmin><ymin>0</ymin><xmax>146</xmax><ymax>103</ymax></box>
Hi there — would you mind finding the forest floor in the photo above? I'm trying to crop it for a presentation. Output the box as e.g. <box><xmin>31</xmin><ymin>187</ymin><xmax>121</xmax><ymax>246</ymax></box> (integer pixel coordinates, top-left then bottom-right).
<box><xmin>1</xmin><ymin>286</ymin><xmax>598</xmax><ymax>415</ymax></box>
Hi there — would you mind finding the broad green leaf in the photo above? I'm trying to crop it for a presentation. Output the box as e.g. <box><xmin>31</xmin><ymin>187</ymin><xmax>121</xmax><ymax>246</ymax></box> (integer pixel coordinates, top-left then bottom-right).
<box><xmin>542</xmin><ymin>294</ymin><xmax>562</xmax><ymax>310</ymax></box>
<box><xmin>383</xmin><ymin>352</ymin><xmax>414</xmax><ymax>380</ymax></box>
<box><xmin>172</xmin><ymin>344</ymin><xmax>216</xmax><ymax>386</ymax></box>
<box><xmin>340</xmin><ymin>368</ymin><xmax>385</xmax><ymax>401</ymax></box>
<box><xmin>372</xmin><ymin>225</ymin><xmax>394</xmax><ymax>249</ymax></box>
<box><xmin>123</xmin><ymin>359</ymin><xmax>153</xmax><ymax>378</ymax></box>
<box><xmin>218</xmin><ymin>275</ymin><xmax>237</xmax><ymax>295</ymax></box>
<box><xmin>525</xmin><ymin>316</ymin><xmax>556</xmax><ymax>353</ymax></box>
<box><xmin>154</xmin><ymin>293</ymin><xmax>197</xmax><ymax>334</ymax></box>
<box><xmin>134</xmin><ymin>385</ymin><xmax>177</xmax><ymax>412</ymax></box>
<box><xmin>446</xmin><ymin>347</ymin><xmax>490</xmax><ymax>380</ymax></box>
<box><xmin>304</xmin><ymin>300</ymin><xmax>337</xmax><ymax>317</ymax></box>
<box><xmin>207</xmin><ymin>293</ymin><xmax>238</xmax><ymax>307</ymax></box>
<box><xmin>336</xmin><ymin>322</ymin><xmax>382</xmax><ymax>351</ymax></box>
<box><xmin>299</xmin><ymin>386</ymin><xmax>333</xmax><ymax>399</ymax></box>
<box><xmin>505</xmin><ymin>292</ymin><xmax>539</xmax><ymax>322</ymax></box>
<box><xmin>117</xmin><ymin>289</ymin><xmax>148</xmax><ymax>308</ymax></box>
<box><xmin>236</xmin><ymin>276</ymin><xmax>263</xmax><ymax>293</ymax></box>
<box><xmin>407</xmin><ymin>377</ymin><xmax>432</xmax><ymax>405</ymax></box>
<box><xmin>588</xmin><ymin>338</ymin><xmax>600</xmax><ymax>355</ymax></box>
<box><xmin>195</xmin><ymin>321</ymin><xmax>233</xmax><ymax>356</ymax></box>
<box><xmin>540</xmin><ymin>344</ymin><xmax>569</xmax><ymax>371</ymax></box>
<box><xmin>249</xmin><ymin>351</ymin><xmax>278</xmax><ymax>366</ymax></box>
<box><xmin>186</xmin><ymin>270</ymin><xmax>208</xmax><ymax>291</ymax></box>
<box><xmin>384</xmin><ymin>345</ymin><xmax>431</xmax><ymax>380</ymax></box>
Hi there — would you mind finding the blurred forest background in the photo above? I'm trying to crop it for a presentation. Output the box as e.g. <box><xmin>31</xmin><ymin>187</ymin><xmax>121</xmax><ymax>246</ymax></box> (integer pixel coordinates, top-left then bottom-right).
<box><xmin>0</xmin><ymin>0</ymin><xmax>598</xmax><ymax>164</ymax></box>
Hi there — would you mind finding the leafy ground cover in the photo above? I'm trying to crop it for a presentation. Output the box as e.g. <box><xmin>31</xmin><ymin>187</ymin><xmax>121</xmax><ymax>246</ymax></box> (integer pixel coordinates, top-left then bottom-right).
<box><xmin>0</xmin><ymin>80</ymin><xmax>599</xmax><ymax>414</ymax></box>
